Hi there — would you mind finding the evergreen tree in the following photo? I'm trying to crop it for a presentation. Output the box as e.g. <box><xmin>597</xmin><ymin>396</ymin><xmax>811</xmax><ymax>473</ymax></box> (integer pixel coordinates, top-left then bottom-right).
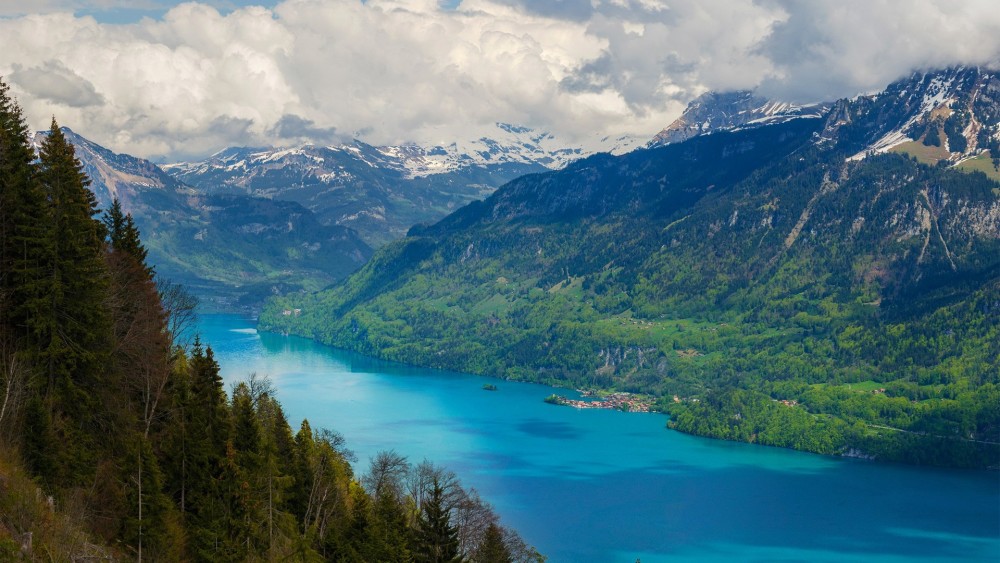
<box><xmin>36</xmin><ymin>118</ymin><xmax>109</xmax><ymax>390</ymax></box>
<box><xmin>159</xmin><ymin>353</ymin><xmax>192</xmax><ymax>513</ymax></box>
<box><xmin>231</xmin><ymin>382</ymin><xmax>262</xmax><ymax>471</ymax></box>
<box><xmin>472</xmin><ymin>523</ymin><xmax>512</xmax><ymax>563</ymax></box>
<box><xmin>255</xmin><ymin>393</ymin><xmax>297</xmax><ymax>552</ymax></box>
<box><xmin>370</xmin><ymin>486</ymin><xmax>413</xmax><ymax>562</ymax></box>
<box><xmin>103</xmin><ymin>198</ymin><xmax>152</xmax><ymax>276</ymax></box>
<box><xmin>29</xmin><ymin>118</ymin><xmax>111</xmax><ymax>486</ymax></box>
<box><xmin>290</xmin><ymin>418</ymin><xmax>315</xmax><ymax>526</ymax></box>
<box><xmin>923</xmin><ymin>124</ymin><xmax>941</xmax><ymax>147</ymax></box>
<box><xmin>413</xmin><ymin>482</ymin><xmax>462</xmax><ymax>563</ymax></box>
<box><xmin>185</xmin><ymin>340</ymin><xmax>231</xmax><ymax>559</ymax></box>
<box><xmin>339</xmin><ymin>485</ymin><xmax>374</xmax><ymax>562</ymax></box>
<box><xmin>0</xmin><ymin>78</ymin><xmax>48</xmax><ymax>352</ymax></box>
<box><xmin>227</xmin><ymin>382</ymin><xmax>266</xmax><ymax>557</ymax></box>
<box><xmin>20</xmin><ymin>395</ymin><xmax>56</xmax><ymax>482</ymax></box>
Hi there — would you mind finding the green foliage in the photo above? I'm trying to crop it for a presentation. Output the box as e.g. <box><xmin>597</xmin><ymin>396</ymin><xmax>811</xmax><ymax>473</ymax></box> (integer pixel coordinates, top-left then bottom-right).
<box><xmin>922</xmin><ymin>123</ymin><xmax>942</xmax><ymax>147</ymax></box>
<box><xmin>120</xmin><ymin>436</ymin><xmax>172</xmax><ymax>556</ymax></box>
<box><xmin>943</xmin><ymin>111</ymin><xmax>968</xmax><ymax>153</ymax></box>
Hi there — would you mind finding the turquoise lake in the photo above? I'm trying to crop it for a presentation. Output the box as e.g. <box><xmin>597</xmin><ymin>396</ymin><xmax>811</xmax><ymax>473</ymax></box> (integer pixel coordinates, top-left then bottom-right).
<box><xmin>198</xmin><ymin>314</ymin><xmax>1000</xmax><ymax>562</ymax></box>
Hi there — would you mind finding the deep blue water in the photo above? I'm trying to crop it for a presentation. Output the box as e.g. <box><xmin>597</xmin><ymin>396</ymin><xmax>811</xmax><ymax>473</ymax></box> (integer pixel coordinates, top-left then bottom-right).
<box><xmin>198</xmin><ymin>314</ymin><xmax>1000</xmax><ymax>562</ymax></box>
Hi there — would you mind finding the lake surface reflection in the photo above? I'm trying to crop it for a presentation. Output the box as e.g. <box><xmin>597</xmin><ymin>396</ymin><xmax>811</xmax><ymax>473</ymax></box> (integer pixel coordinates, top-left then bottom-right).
<box><xmin>199</xmin><ymin>314</ymin><xmax>1000</xmax><ymax>562</ymax></box>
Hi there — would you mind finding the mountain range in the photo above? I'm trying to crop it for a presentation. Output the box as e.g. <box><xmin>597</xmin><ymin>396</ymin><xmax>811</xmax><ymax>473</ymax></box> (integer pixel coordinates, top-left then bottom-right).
<box><xmin>162</xmin><ymin>123</ymin><xmax>642</xmax><ymax>246</ymax></box>
<box><xmin>260</xmin><ymin>67</ymin><xmax>1000</xmax><ymax>468</ymax></box>
<box><xmin>60</xmin><ymin>66</ymin><xmax>1000</xmax><ymax>321</ymax></box>
<box><xmin>55</xmin><ymin>122</ymin><xmax>646</xmax><ymax>307</ymax></box>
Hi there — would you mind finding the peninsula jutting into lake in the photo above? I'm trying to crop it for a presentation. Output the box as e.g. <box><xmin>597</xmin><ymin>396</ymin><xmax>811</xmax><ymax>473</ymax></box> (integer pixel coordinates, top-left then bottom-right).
<box><xmin>544</xmin><ymin>391</ymin><xmax>653</xmax><ymax>412</ymax></box>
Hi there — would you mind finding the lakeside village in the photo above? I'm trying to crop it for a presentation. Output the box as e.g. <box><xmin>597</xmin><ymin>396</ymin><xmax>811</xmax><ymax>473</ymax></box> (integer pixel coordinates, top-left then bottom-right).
<box><xmin>544</xmin><ymin>391</ymin><xmax>654</xmax><ymax>413</ymax></box>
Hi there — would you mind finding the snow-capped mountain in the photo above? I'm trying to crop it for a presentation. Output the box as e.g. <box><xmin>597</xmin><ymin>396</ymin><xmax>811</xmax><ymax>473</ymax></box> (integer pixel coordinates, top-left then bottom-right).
<box><xmin>648</xmin><ymin>90</ymin><xmax>830</xmax><ymax>147</ymax></box>
<box><xmin>386</xmin><ymin>122</ymin><xmax>589</xmax><ymax>177</ymax></box>
<box><xmin>644</xmin><ymin>68</ymin><xmax>1000</xmax><ymax>172</ymax></box>
<box><xmin>165</xmin><ymin>122</ymin><xmax>640</xmax><ymax>185</ymax></box>
<box><xmin>163</xmin><ymin>122</ymin><xmax>642</xmax><ymax>246</ymax></box>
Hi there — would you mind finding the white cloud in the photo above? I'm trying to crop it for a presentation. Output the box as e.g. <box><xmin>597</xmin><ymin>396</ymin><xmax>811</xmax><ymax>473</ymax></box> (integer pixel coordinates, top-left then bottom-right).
<box><xmin>0</xmin><ymin>0</ymin><xmax>998</xmax><ymax>161</ymax></box>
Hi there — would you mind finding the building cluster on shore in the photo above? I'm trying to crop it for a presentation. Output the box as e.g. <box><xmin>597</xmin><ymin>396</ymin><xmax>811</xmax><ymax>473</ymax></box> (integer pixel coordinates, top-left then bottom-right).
<box><xmin>545</xmin><ymin>392</ymin><xmax>652</xmax><ymax>412</ymax></box>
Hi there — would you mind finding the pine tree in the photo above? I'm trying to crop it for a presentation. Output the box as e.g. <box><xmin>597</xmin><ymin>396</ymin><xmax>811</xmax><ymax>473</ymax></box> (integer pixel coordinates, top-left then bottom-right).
<box><xmin>289</xmin><ymin>418</ymin><xmax>315</xmax><ymax>526</ymax></box>
<box><xmin>121</xmin><ymin>434</ymin><xmax>172</xmax><ymax>559</ymax></box>
<box><xmin>36</xmin><ymin>118</ymin><xmax>109</xmax><ymax>391</ymax></box>
<box><xmin>20</xmin><ymin>395</ymin><xmax>56</xmax><ymax>482</ymax></box>
<box><xmin>159</xmin><ymin>353</ymin><xmax>192</xmax><ymax>514</ymax></box>
<box><xmin>413</xmin><ymin>482</ymin><xmax>462</xmax><ymax>563</ymax></box>
<box><xmin>0</xmin><ymin>78</ymin><xmax>48</xmax><ymax>471</ymax></box>
<box><xmin>227</xmin><ymin>382</ymin><xmax>266</xmax><ymax>557</ymax></box>
<box><xmin>370</xmin><ymin>486</ymin><xmax>413</xmax><ymax>562</ymax></box>
<box><xmin>340</xmin><ymin>485</ymin><xmax>374</xmax><ymax>561</ymax></box>
<box><xmin>255</xmin><ymin>394</ymin><xmax>296</xmax><ymax>552</ymax></box>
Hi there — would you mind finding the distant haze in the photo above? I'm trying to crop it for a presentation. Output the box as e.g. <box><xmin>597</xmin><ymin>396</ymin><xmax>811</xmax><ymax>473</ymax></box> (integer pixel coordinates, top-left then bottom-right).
<box><xmin>1</xmin><ymin>0</ymin><xmax>999</xmax><ymax>161</ymax></box>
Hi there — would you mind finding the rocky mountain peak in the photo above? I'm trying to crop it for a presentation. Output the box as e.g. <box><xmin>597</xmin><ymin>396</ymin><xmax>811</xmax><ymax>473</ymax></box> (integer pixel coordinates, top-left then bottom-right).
<box><xmin>648</xmin><ymin>90</ymin><xmax>829</xmax><ymax>147</ymax></box>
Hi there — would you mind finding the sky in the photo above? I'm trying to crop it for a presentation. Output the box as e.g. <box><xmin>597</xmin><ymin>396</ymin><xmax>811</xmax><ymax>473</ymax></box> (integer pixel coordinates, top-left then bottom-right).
<box><xmin>1</xmin><ymin>0</ymin><xmax>999</xmax><ymax>162</ymax></box>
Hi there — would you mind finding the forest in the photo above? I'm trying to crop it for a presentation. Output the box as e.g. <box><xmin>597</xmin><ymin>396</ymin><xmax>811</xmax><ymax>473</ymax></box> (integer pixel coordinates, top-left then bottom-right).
<box><xmin>0</xmin><ymin>79</ymin><xmax>540</xmax><ymax>560</ymax></box>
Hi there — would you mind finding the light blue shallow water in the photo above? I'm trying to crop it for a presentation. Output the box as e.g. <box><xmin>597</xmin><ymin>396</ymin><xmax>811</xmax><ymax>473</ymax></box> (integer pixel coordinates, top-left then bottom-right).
<box><xmin>198</xmin><ymin>314</ymin><xmax>1000</xmax><ymax>562</ymax></box>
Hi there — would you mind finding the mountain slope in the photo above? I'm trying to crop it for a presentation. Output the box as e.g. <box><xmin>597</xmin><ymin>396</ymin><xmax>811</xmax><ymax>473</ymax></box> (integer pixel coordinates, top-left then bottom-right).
<box><xmin>822</xmin><ymin>66</ymin><xmax>1000</xmax><ymax>165</ymax></box>
<box><xmin>261</xmin><ymin>68</ymin><xmax>1000</xmax><ymax>468</ymax></box>
<box><xmin>46</xmin><ymin>129</ymin><xmax>372</xmax><ymax>307</ymax></box>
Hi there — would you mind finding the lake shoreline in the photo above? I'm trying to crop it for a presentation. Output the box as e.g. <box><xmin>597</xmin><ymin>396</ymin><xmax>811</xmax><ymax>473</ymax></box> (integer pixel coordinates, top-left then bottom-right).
<box><xmin>198</xmin><ymin>314</ymin><xmax>1000</xmax><ymax>562</ymax></box>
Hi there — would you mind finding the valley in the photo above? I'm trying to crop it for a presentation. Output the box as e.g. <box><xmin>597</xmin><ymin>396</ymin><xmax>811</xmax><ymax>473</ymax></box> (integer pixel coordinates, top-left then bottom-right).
<box><xmin>3</xmin><ymin>4</ymin><xmax>1000</xmax><ymax>561</ymax></box>
<box><xmin>41</xmin><ymin>68</ymin><xmax>1000</xmax><ymax>468</ymax></box>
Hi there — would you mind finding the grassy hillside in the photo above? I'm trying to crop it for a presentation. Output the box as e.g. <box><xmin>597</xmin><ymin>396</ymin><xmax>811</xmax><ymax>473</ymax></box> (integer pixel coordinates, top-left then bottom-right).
<box><xmin>262</xmin><ymin>119</ymin><xmax>1000</xmax><ymax>468</ymax></box>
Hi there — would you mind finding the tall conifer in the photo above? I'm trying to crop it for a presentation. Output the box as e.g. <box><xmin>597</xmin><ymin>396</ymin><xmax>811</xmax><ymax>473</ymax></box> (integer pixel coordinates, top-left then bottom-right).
<box><xmin>186</xmin><ymin>341</ymin><xmax>231</xmax><ymax>559</ymax></box>
<box><xmin>36</xmin><ymin>119</ymin><xmax>109</xmax><ymax>396</ymax></box>
<box><xmin>0</xmin><ymin>79</ymin><xmax>48</xmax><ymax>350</ymax></box>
